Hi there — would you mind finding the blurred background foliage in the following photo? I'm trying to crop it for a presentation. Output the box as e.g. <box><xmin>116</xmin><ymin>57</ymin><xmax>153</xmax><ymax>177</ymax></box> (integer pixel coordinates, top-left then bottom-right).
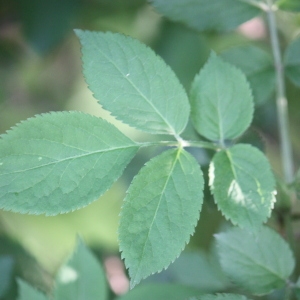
<box><xmin>0</xmin><ymin>0</ymin><xmax>300</xmax><ymax>299</ymax></box>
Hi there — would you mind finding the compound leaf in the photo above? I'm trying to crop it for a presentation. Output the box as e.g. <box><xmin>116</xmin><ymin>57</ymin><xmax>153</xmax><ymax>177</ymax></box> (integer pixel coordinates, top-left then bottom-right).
<box><xmin>76</xmin><ymin>30</ymin><xmax>190</xmax><ymax>136</ymax></box>
<box><xmin>17</xmin><ymin>279</ymin><xmax>48</xmax><ymax>300</ymax></box>
<box><xmin>190</xmin><ymin>53</ymin><xmax>254</xmax><ymax>143</ymax></box>
<box><xmin>209</xmin><ymin>144</ymin><xmax>276</xmax><ymax>229</ymax></box>
<box><xmin>284</xmin><ymin>37</ymin><xmax>300</xmax><ymax>87</ymax></box>
<box><xmin>150</xmin><ymin>0</ymin><xmax>260</xmax><ymax>32</ymax></box>
<box><xmin>0</xmin><ymin>112</ymin><xmax>138</xmax><ymax>215</ymax></box>
<box><xmin>119</xmin><ymin>148</ymin><xmax>204</xmax><ymax>288</ymax></box>
<box><xmin>215</xmin><ymin>226</ymin><xmax>295</xmax><ymax>295</ymax></box>
<box><xmin>221</xmin><ymin>45</ymin><xmax>275</xmax><ymax>105</ymax></box>
<box><xmin>55</xmin><ymin>239</ymin><xmax>108</xmax><ymax>300</ymax></box>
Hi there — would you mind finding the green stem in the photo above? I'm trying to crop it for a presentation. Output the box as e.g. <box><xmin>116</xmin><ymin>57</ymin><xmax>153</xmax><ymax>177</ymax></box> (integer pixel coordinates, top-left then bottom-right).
<box><xmin>266</xmin><ymin>0</ymin><xmax>294</xmax><ymax>184</ymax></box>
<box><xmin>137</xmin><ymin>140</ymin><xmax>219</xmax><ymax>151</ymax></box>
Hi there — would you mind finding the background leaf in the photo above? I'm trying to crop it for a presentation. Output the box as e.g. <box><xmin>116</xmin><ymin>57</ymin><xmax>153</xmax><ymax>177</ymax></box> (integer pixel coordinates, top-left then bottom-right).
<box><xmin>221</xmin><ymin>45</ymin><xmax>275</xmax><ymax>106</ymax></box>
<box><xmin>55</xmin><ymin>239</ymin><xmax>108</xmax><ymax>300</ymax></box>
<box><xmin>209</xmin><ymin>144</ymin><xmax>276</xmax><ymax>229</ymax></box>
<box><xmin>150</xmin><ymin>0</ymin><xmax>260</xmax><ymax>32</ymax></box>
<box><xmin>76</xmin><ymin>30</ymin><xmax>190</xmax><ymax>136</ymax></box>
<box><xmin>17</xmin><ymin>279</ymin><xmax>48</xmax><ymax>300</ymax></box>
<box><xmin>277</xmin><ymin>0</ymin><xmax>300</xmax><ymax>12</ymax></box>
<box><xmin>119</xmin><ymin>148</ymin><xmax>204</xmax><ymax>287</ymax></box>
<box><xmin>215</xmin><ymin>226</ymin><xmax>295</xmax><ymax>295</ymax></box>
<box><xmin>190</xmin><ymin>53</ymin><xmax>254</xmax><ymax>143</ymax></box>
<box><xmin>17</xmin><ymin>0</ymin><xmax>80</xmax><ymax>54</ymax></box>
<box><xmin>0</xmin><ymin>112</ymin><xmax>138</xmax><ymax>215</ymax></box>
<box><xmin>190</xmin><ymin>294</ymin><xmax>249</xmax><ymax>300</ymax></box>
<box><xmin>168</xmin><ymin>250</ymin><xmax>229</xmax><ymax>292</ymax></box>
<box><xmin>0</xmin><ymin>256</ymin><xmax>14</xmax><ymax>297</ymax></box>
<box><xmin>117</xmin><ymin>284</ymin><xmax>202</xmax><ymax>300</ymax></box>
<box><xmin>284</xmin><ymin>37</ymin><xmax>300</xmax><ymax>87</ymax></box>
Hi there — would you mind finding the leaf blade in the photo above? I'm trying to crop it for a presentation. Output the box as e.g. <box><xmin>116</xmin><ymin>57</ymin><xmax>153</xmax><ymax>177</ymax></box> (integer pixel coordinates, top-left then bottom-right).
<box><xmin>0</xmin><ymin>112</ymin><xmax>138</xmax><ymax>215</ymax></box>
<box><xmin>119</xmin><ymin>148</ymin><xmax>204</xmax><ymax>287</ymax></box>
<box><xmin>190</xmin><ymin>53</ymin><xmax>254</xmax><ymax>142</ymax></box>
<box><xmin>209</xmin><ymin>144</ymin><xmax>276</xmax><ymax>229</ymax></box>
<box><xmin>76</xmin><ymin>30</ymin><xmax>190</xmax><ymax>135</ymax></box>
<box><xmin>55</xmin><ymin>239</ymin><xmax>108</xmax><ymax>300</ymax></box>
<box><xmin>215</xmin><ymin>226</ymin><xmax>295</xmax><ymax>295</ymax></box>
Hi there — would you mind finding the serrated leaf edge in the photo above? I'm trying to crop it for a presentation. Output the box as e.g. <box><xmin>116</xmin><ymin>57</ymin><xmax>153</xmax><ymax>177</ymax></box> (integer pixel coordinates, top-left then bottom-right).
<box><xmin>0</xmin><ymin>111</ymin><xmax>139</xmax><ymax>216</ymax></box>
<box><xmin>118</xmin><ymin>148</ymin><xmax>203</xmax><ymax>288</ymax></box>
<box><xmin>75</xmin><ymin>29</ymin><xmax>190</xmax><ymax>137</ymax></box>
<box><xmin>190</xmin><ymin>52</ymin><xmax>254</xmax><ymax>143</ymax></box>
<box><xmin>209</xmin><ymin>144</ymin><xmax>276</xmax><ymax>230</ymax></box>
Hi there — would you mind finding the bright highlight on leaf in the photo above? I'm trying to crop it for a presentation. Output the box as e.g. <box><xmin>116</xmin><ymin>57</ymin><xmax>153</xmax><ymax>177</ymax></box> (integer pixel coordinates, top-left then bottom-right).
<box><xmin>119</xmin><ymin>148</ymin><xmax>204</xmax><ymax>288</ymax></box>
<box><xmin>209</xmin><ymin>144</ymin><xmax>276</xmax><ymax>229</ymax></box>
<box><xmin>284</xmin><ymin>37</ymin><xmax>300</xmax><ymax>87</ymax></box>
<box><xmin>221</xmin><ymin>45</ymin><xmax>275</xmax><ymax>105</ymax></box>
<box><xmin>215</xmin><ymin>226</ymin><xmax>295</xmax><ymax>295</ymax></box>
<box><xmin>55</xmin><ymin>239</ymin><xmax>108</xmax><ymax>300</ymax></box>
<box><xmin>76</xmin><ymin>30</ymin><xmax>190</xmax><ymax>136</ymax></box>
<box><xmin>150</xmin><ymin>0</ymin><xmax>260</xmax><ymax>32</ymax></box>
<box><xmin>0</xmin><ymin>112</ymin><xmax>138</xmax><ymax>215</ymax></box>
<box><xmin>190</xmin><ymin>53</ymin><xmax>254</xmax><ymax>143</ymax></box>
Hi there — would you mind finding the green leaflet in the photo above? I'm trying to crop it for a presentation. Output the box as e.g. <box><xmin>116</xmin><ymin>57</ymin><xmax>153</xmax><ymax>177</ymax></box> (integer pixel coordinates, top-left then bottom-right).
<box><xmin>221</xmin><ymin>45</ymin><xmax>275</xmax><ymax>105</ymax></box>
<box><xmin>209</xmin><ymin>144</ymin><xmax>275</xmax><ymax>229</ymax></box>
<box><xmin>215</xmin><ymin>226</ymin><xmax>295</xmax><ymax>295</ymax></box>
<box><xmin>0</xmin><ymin>112</ymin><xmax>138</xmax><ymax>215</ymax></box>
<box><xmin>150</xmin><ymin>0</ymin><xmax>260</xmax><ymax>32</ymax></box>
<box><xmin>17</xmin><ymin>279</ymin><xmax>48</xmax><ymax>300</ymax></box>
<box><xmin>119</xmin><ymin>148</ymin><xmax>204</xmax><ymax>288</ymax></box>
<box><xmin>277</xmin><ymin>0</ymin><xmax>300</xmax><ymax>11</ymax></box>
<box><xmin>76</xmin><ymin>30</ymin><xmax>190</xmax><ymax>136</ymax></box>
<box><xmin>190</xmin><ymin>53</ymin><xmax>254</xmax><ymax>143</ymax></box>
<box><xmin>284</xmin><ymin>37</ymin><xmax>300</xmax><ymax>87</ymax></box>
<box><xmin>55</xmin><ymin>239</ymin><xmax>108</xmax><ymax>300</ymax></box>
<box><xmin>190</xmin><ymin>294</ymin><xmax>249</xmax><ymax>300</ymax></box>
<box><xmin>117</xmin><ymin>284</ymin><xmax>202</xmax><ymax>300</ymax></box>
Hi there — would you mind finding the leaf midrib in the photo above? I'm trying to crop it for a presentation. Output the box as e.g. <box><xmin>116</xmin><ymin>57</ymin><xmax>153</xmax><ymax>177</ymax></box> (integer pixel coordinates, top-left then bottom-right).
<box><xmin>133</xmin><ymin>148</ymin><xmax>182</xmax><ymax>283</ymax></box>
<box><xmin>1</xmin><ymin>145</ymin><xmax>138</xmax><ymax>176</ymax></box>
<box><xmin>226</xmin><ymin>149</ymin><xmax>267</xmax><ymax>202</ymax></box>
<box><xmin>93</xmin><ymin>37</ymin><xmax>177</xmax><ymax>135</ymax></box>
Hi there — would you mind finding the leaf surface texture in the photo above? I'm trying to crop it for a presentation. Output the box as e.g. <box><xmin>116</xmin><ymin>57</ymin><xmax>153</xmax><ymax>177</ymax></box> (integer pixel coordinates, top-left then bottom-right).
<box><xmin>119</xmin><ymin>148</ymin><xmax>204</xmax><ymax>287</ymax></box>
<box><xmin>0</xmin><ymin>112</ymin><xmax>138</xmax><ymax>215</ymax></box>
<box><xmin>76</xmin><ymin>30</ymin><xmax>190</xmax><ymax>135</ymax></box>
